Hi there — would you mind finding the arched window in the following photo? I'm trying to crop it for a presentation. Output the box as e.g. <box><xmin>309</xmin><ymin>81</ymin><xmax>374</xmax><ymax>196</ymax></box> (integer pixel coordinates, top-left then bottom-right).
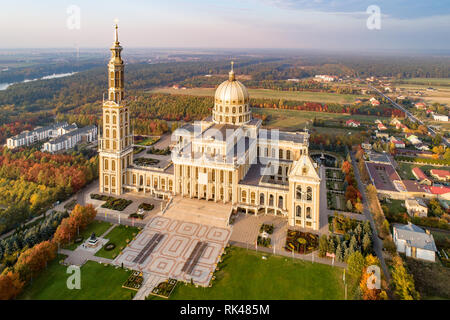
<box><xmin>104</xmin><ymin>159</ymin><xmax>109</xmax><ymax>170</ymax></box>
<box><xmin>132</xmin><ymin>174</ymin><xmax>136</xmax><ymax>184</ymax></box>
<box><xmin>260</xmin><ymin>193</ymin><xmax>265</xmax><ymax>205</ymax></box>
<box><xmin>307</xmin><ymin>187</ymin><xmax>312</xmax><ymax>201</ymax></box>
<box><xmin>111</xmin><ymin>160</ymin><xmax>116</xmax><ymax>171</ymax></box>
<box><xmin>113</xmin><ymin>129</ymin><xmax>116</xmax><ymax>139</ymax></box>
<box><xmin>111</xmin><ymin>177</ymin><xmax>116</xmax><ymax>187</ymax></box>
<box><xmin>104</xmin><ymin>175</ymin><xmax>109</xmax><ymax>186</ymax></box>
<box><xmin>306</xmin><ymin>207</ymin><xmax>311</xmax><ymax>219</ymax></box>
<box><xmin>106</xmin><ymin>115</ymin><xmax>110</xmax><ymax>124</ymax></box>
<box><xmin>113</xmin><ymin>114</ymin><xmax>117</xmax><ymax>125</ymax></box>
<box><xmin>278</xmin><ymin>196</ymin><xmax>283</xmax><ymax>209</ymax></box>
<box><xmin>269</xmin><ymin>194</ymin><xmax>274</xmax><ymax>206</ymax></box>
<box><xmin>296</xmin><ymin>186</ymin><xmax>302</xmax><ymax>200</ymax></box>
<box><xmin>106</xmin><ymin>129</ymin><xmax>110</xmax><ymax>138</ymax></box>
<box><xmin>279</xmin><ymin>149</ymin><xmax>283</xmax><ymax>159</ymax></box>
<box><xmin>251</xmin><ymin>192</ymin><xmax>256</xmax><ymax>204</ymax></box>
<box><xmin>278</xmin><ymin>166</ymin><xmax>282</xmax><ymax>175</ymax></box>
<box><xmin>296</xmin><ymin>206</ymin><xmax>301</xmax><ymax>217</ymax></box>
<box><xmin>286</xmin><ymin>150</ymin><xmax>291</xmax><ymax>160</ymax></box>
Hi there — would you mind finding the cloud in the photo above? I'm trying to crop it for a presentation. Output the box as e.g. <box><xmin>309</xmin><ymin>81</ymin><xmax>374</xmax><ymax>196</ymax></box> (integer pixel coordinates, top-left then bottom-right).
<box><xmin>261</xmin><ymin>0</ymin><xmax>450</xmax><ymax>19</ymax></box>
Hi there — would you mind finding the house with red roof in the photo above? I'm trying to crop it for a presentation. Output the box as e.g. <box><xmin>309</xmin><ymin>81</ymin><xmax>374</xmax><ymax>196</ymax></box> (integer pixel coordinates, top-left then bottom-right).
<box><xmin>430</xmin><ymin>169</ymin><xmax>450</xmax><ymax>182</ymax></box>
<box><xmin>346</xmin><ymin>119</ymin><xmax>361</xmax><ymax>127</ymax></box>
<box><xmin>412</xmin><ymin>167</ymin><xmax>432</xmax><ymax>185</ymax></box>
<box><xmin>415</xmin><ymin>102</ymin><xmax>427</xmax><ymax>110</ymax></box>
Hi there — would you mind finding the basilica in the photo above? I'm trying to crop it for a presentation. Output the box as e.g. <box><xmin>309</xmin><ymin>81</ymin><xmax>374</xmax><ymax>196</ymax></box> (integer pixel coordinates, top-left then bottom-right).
<box><xmin>98</xmin><ymin>26</ymin><xmax>321</xmax><ymax>230</ymax></box>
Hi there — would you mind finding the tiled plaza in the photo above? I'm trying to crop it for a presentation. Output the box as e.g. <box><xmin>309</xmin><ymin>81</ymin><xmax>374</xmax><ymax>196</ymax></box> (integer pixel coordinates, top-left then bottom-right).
<box><xmin>114</xmin><ymin>215</ymin><xmax>231</xmax><ymax>298</ymax></box>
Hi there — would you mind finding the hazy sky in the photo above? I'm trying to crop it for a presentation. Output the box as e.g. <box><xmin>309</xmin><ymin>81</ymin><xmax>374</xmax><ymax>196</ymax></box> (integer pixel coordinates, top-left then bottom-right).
<box><xmin>1</xmin><ymin>0</ymin><xmax>449</xmax><ymax>52</ymax></box>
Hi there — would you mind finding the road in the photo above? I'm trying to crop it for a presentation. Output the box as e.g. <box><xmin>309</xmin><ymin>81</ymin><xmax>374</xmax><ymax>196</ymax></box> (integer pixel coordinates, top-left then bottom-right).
<box><xmin>350</xmin><ymin>151</ymin><xmax>391</xmax><ymax>283</ymax></box>
<box><xmin>368</xmin><ymin>83</ymin><xmax>450</xmax><ymax>147</ymax></box>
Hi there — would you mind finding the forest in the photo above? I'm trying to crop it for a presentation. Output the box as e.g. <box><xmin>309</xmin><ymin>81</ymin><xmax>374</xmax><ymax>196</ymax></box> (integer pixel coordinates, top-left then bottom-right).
<box><xmin>0</xmin><ymin>147</ymin><xmax>98</xmax><ymax>235</ymax></box>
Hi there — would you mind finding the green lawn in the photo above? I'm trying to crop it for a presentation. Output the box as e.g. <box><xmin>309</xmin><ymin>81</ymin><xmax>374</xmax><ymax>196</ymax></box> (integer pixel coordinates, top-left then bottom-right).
<box><xmin>148</xmin><ymin>247</ymin><xmax>355</xmax><ymax>300</ymax></box>
<box><xmin>153</xmin><ymin>87</ymin><xmax>364</xmax><ymax>104</ymax></box>
<box><xmin>397</xmin><ymin>162</ymin><xmax>450</xmax><ymax>180</ymax></box>
<box><xmin>64</xmin><ymin>221</ymin><xmax>114</xmax><ymax>250</ymax></box>
<box><xmin>95</xmin><ymin>225</ymin><xmax>141</xmax><ymax>259</ymax></box>
<box><xmin>19</xmin><ymin>256</ymin><xmax>134</xmax><ymax>300</ymax></box>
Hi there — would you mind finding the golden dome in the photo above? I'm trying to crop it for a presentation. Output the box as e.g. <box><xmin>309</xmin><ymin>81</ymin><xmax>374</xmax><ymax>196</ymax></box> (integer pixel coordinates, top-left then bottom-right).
<box><xmin>213</xmin><ymin>62</ymin><xmax>251</xmax><ymax>125</ymax></box>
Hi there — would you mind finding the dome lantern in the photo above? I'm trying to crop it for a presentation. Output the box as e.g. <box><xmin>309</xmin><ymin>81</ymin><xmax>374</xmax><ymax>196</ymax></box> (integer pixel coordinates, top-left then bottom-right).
<box><xmin>212</xmin><ymin>61</ymin><xmax>251</xmax><ymax>125</ymax></box>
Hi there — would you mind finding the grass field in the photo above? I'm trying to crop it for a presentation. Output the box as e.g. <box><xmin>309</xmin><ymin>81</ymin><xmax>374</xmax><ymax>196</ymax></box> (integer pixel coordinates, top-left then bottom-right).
<box><xmin>19</xmin><ymin>256</ymin><xmax>134</xmax><ymax>300</ymax></box>
<box><xmin>148</xmin><ymin>247</ymin><xmax>355</xmax><ymax>300</ymax></box>
<box><xmin>64</xmin><ymin>221</ymin><xmax>114</xmax><ymax>251</ymax></box>
<box><xmin>252</xmin><ymin>108</ymin><xmax>388</xmax><ymax>131</ymax></box>
<box><xmin>95</xmin><ymin>225</ymin><xmax>141</xmax><ymax>259</ymax></box>
<box><xmin>393</xmin><ymin>78</ymin><xmax>450</xmax><ymax>105</ymax></box>
<box><xmin>404</xmin><ymin>256</ymin><xmax>450</xmax><ymax>300</ymax></box>
<box><xmin>397</xmin><ymin>162</ymin><xmax>450</xmax><ymax>180</ymax></box>
<box><xmin>152</xmin><ymin>87</ymin><xmax>364</xmax><ymax>104</ymax></box>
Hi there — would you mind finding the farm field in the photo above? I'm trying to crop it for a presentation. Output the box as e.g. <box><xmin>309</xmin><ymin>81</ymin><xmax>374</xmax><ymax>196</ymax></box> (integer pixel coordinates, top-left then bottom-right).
<box><xmin>152</xmin><ymin>87</ymin><xmax>365</xmax><ymax>104</ymax></box>
<box><xmin>393</xmin><ymin>78</ymin><xmax>450</xmax><ymax>105</ymax></box>
<box><xmin>252</xmin><ymin>108</ymin><xmax>388</xmax><ymax>131</ymax></box>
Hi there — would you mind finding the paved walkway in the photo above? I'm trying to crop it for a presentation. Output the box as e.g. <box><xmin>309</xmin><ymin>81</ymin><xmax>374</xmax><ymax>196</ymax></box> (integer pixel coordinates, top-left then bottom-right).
<box><xmin>350</xmin><ymin>151</ymin><xmax>391</xmax><ymax>282</ymax></box>
<box><xmin>59</xmin><ymin>247</ymin><xmax>113</xmax><ymax>267</ymax></box>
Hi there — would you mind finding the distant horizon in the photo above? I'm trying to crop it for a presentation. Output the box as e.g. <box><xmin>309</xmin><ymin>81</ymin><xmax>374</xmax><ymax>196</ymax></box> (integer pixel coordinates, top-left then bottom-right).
<box><xmin>1</xmin><ymin>1</ymin><xmax>449</xmax><ymax>52</ymax></box>
<box><xmin>1</xmin><ymin>47</ymin><xmax>450</xmax><ymax>58</ymax></box>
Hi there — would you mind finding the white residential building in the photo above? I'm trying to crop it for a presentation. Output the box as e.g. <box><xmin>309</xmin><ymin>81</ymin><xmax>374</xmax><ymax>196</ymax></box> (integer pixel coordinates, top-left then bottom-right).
<box><xmin>43</xmin><ymin>125</ymin><xmax>97</xmax><ymax>153</ymax></box>
<box><xmin>405</xmin><ymin>198</ymin><xmax>428</xmax><ymax>217</ymax></box>
<box><xmin>6</xmin><ymin>122</ymin><xmax>68</xmax><ymax>149</ymax></box>
<box><xmin>432</xmin><ymin>114</ymin><xmax>448</xmax><ymax>122</ymax></box>
<box><xmin>393</xmin><ymin>223</ymin><xmax>437</xmax><ymax>262</ymax></box>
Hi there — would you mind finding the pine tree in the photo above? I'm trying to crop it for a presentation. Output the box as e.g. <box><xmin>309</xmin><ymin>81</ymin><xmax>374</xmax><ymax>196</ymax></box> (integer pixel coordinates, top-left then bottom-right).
<box><xmin>336</xmin><ymin>243</ymin><xmax>343</xmax><ymax>261</ymax></box>
<box><xmin>362</xmin><ymin>233</ymin><xmax>372</xmax><ymax>254</ymax></box>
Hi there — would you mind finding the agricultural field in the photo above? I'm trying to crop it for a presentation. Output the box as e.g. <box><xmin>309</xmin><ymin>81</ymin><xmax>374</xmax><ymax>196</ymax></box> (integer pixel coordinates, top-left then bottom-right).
<box><xmin>393</xmin><ymin>78</ymin><xmax>450</xmax><ymax>105</ymax></box>
<box><xmin>253</xmin><ymin>108</ymin><xmax>388</xmax><ymax>132</ymax></box>
<box><xmin>152</xmin><ymin>87</ymin><xmax>365</xmax><ymax>104</ymax></box>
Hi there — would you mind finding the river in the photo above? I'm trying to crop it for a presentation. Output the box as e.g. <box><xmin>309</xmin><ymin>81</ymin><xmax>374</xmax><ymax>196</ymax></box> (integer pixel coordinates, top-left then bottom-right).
<box><xmin>0</xmin><ymin>72</ymin><xmax>77</xmax><ymax>91</ymax></box>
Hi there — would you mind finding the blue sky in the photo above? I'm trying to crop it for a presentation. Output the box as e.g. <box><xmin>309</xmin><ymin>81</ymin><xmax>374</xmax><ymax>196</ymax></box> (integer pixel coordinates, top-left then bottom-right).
<box><xmin>1</xmin><ymin>0</ymin><xmax>449</xmax><ymax>52</ymax></box>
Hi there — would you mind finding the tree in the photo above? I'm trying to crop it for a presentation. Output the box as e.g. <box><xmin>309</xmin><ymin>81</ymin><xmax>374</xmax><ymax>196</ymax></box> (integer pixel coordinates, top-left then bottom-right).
<box><xmin>318</xmin><ymin>235</ymin><xmax>328</xmax><ymax>257</ymax></box>
<box><xmin>0</xmin><ymin>271</ymin><xmax>24</xmax><ymax>300</ymax></box>
<box><xmin>362</xmin><ymin>233</ymin><xmax>372</xmax><ymax>254</ymax></box>
<box><xmin>346</xmin><ymin>200</ymin><xmax>353</xmax><ymax>211</ymax></box>
<box><xmin>347</xmin><ymin>251</ymin><xmax>365</xmax><ymax>277</ymax></box>
<box><xmin>354</xmin><ymin>202</ymin><xmax>364</xmax><ymax>214</ymax></box>
<box><xmin>391</xmin><ymin>256</ymin><xmax>420</xmax><ymax>300</ymax></box>
<box><xmin>336</xmin><ymin>243</ymin><xmax>343</xmax><ymax>262</ymax></box>
<box><xmin>341</xmin><ymin>161</ymin><xmax>352</xmax><ymax>175</ymax></box>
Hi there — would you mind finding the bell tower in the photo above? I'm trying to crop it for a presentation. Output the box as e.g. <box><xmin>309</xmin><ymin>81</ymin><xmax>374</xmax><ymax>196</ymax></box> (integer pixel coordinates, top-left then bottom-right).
<box><xmin>98</xmin><ymin>24</ymin><xmax>133</xmax><ymax>195</ymax></box>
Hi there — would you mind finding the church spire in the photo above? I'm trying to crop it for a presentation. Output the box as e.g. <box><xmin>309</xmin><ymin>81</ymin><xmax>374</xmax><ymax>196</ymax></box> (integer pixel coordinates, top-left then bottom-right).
<box><xmin>228</xmin><ymin>61</ymin><xmax>235</xmax><ymax>81</ymax></box>
<box><xmin>107</xmin><ymin>24</ymin><xmax>124</xmax><ymax>103</ymax></box>
<box><xmin>114</xmin><ymin>24</ymin><xmax>119</xmax><ymax>44</ymax></box>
